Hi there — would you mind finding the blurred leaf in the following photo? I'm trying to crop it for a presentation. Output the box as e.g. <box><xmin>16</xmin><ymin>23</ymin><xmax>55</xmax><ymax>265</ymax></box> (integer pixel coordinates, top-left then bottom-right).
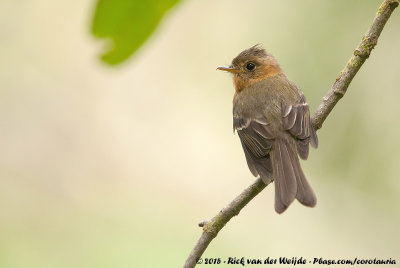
<box><xmin>92</xmin><ymin>0</ymin><xmax>180</xmax><ymax>65</ymax></box>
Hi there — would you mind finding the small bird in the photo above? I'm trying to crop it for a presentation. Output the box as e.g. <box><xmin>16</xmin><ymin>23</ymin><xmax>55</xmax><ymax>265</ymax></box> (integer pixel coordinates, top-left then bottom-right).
<box><xmin>218</xmin><ymin>45</ymin><xmax>318</xmax><ymax>213</ymax></box>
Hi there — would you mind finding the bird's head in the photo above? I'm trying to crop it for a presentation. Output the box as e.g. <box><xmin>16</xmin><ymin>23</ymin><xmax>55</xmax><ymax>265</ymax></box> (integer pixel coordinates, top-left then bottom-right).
<box><xmin>217</xmin><ymin>45</ymin><xmax>282</xmax><ymax>92</ymax></box>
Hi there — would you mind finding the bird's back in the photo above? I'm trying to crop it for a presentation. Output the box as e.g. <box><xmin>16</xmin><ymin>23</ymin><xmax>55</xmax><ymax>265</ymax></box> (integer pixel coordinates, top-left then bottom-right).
<box><xmin>233</xmin><ymin>73</ymin><xmax>302</xmax><ymax>134</ymax></box>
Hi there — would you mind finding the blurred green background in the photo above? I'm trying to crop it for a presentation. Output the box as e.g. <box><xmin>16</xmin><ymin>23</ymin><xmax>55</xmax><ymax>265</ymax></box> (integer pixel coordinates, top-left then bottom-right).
<box><xmin>1</xmin><ymin>0</ymin><xmax>400</xmax><ymax>267</ymax></box>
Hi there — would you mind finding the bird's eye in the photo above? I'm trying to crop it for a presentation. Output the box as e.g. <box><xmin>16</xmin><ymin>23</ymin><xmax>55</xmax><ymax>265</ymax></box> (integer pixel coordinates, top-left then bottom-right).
<box><xmin>245</xmin><ymin>62</ymin><xmax>256</xmax><ymax>71</ymax></box>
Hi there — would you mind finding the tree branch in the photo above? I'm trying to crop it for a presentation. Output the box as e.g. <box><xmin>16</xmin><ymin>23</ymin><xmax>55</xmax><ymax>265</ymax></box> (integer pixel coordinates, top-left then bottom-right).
<box><xmin>312</xmin><ymin>0</ymin><xmax>399</xmax><ymax>130</ymax></box>
<box><xmin>183</xmin><ymin>1</ymin><xmax>399</xmax><ymax>267</ymax></box>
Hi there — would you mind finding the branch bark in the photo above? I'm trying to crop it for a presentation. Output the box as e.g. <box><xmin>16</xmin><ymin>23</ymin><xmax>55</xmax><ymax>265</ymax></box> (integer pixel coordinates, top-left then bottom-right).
<box><xmin>183</xmin><ymin>1</ymin><xmax>399</xmax><ymax>267</ymax></box>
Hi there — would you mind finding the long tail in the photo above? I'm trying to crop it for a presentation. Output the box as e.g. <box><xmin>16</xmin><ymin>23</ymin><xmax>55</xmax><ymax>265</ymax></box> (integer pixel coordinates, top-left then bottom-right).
<box><xmin>271</xmin><ymin>139</ymin><xmax>317</xmax><ymax>214</ymax></box>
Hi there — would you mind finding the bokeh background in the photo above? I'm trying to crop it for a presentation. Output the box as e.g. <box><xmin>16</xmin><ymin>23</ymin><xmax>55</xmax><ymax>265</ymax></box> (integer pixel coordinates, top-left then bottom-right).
<box><xmin>1</xmin><ymin>0</ymin><xmax>400</xmax><ymax>267</ymax></box>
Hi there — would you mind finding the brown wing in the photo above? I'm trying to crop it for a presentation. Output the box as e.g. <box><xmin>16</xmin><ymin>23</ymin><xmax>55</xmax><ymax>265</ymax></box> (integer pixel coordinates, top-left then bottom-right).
<box><xmin>281</xmin><ymin>95</ymin><xmax>318</xmax><ymax>160</ymax></box>
<box><xmin>234</xmin><ymin>116</ymin><xmax>274</xmax><ymax>182</ymax></box>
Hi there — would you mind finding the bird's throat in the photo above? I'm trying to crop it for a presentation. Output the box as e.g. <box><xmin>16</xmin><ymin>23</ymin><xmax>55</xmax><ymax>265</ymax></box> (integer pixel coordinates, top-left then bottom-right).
<box><xmin>233</xmin><ymin>65</ymin><xmax>282</xmax><ymax>95</ymax></box>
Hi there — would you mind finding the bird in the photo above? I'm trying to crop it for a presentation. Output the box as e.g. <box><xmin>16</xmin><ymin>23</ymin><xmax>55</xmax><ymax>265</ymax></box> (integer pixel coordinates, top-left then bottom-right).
<box><xmin>217</xmin><ymin>45</ymin><xmax>318</xmax><ymax>214</ymax></box>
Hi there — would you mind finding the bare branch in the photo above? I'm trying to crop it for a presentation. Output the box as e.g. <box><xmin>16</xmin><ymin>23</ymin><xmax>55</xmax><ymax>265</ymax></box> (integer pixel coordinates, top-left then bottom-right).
<box><xmin>183</xmin><ymin>178</ymin><xmax>268</xmax><ymax>268</ymax></box>
<box><xmin>183</xmin><ymin>1</ymin><xmax>399</xmax><ymax>267</ymax></box>
<box><xmin>312</xmin><ymin>0</ymin><xmax>399</xmax><ymax>130</ymax></box>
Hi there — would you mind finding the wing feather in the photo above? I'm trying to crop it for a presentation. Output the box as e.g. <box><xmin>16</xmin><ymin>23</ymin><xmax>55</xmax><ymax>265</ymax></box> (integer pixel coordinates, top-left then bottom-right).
<box><xmin>234</xmin><ymin>117</ymin><xmax>274</xmax><ymax>183</ymax></box>
<box><xmin>281</xmin><ymin>95</ymin><xmax>318</xmax><ymax>160</ymax></box>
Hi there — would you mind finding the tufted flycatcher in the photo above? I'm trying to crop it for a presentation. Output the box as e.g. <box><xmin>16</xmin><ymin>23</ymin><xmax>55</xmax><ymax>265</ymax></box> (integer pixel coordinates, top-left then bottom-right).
<box><xmin>218</xmin><ymin>45</ymin><xmax>318</xmax><ymax>214</ymax></box>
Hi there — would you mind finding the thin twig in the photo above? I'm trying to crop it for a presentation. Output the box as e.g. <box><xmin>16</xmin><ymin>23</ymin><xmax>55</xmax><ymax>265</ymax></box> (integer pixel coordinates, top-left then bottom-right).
<box><xmin>312</xmin><ymin>0</ymin><xmax>399</xmax><ymax>130</ymax></box>
<box><xmin>183</xmin><ymin>1</ymin><xmax>399</xmax><ymax>267</ymax></box>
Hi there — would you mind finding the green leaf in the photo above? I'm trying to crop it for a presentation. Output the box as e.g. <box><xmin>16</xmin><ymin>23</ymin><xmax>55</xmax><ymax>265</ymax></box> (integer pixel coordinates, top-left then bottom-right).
<box><xmin>91</xmin><ymin>0</ymin><xmax>180</xmax><ymax>65</ymax></box>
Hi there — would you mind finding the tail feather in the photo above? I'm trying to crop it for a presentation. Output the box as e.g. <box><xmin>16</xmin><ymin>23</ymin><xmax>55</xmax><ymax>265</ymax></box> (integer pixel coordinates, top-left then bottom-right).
<box><xmin>289</xmin><ymin>149</ymin><xmax>317</xmax><ymax>207</ymax></box>
<box><xmin>272</xmin><ymin>141</ymin><xmax>297</xmax><ymax>213</ymax></box>
<box><xmin>272</xmin><ymin>139</ymin><xmax>316</xmax><ymax>213</ymax></box>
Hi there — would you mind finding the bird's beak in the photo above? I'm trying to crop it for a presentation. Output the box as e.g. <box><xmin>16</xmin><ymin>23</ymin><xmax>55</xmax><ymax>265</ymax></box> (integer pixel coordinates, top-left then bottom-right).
<box><xmin>217</xmin><ymin>66</ymin><xmax>240</xmax><ymax>73</ymax></box>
